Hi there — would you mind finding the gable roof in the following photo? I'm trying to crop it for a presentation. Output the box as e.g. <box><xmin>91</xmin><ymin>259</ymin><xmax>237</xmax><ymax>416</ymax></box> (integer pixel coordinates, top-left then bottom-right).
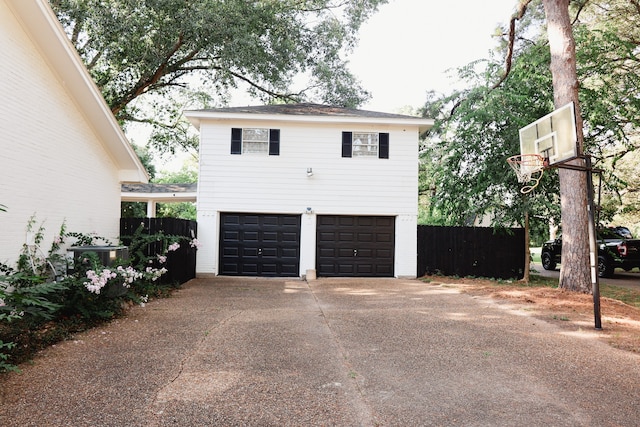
<box><xmin>5</xmin><ymin>0</ymin><xmax>148</xmax><ymax>183</ymax></box>
<box><xmin>185</xmin><ymin>103</ymin><xmax>434</xmax><ymax>133</ymax></box>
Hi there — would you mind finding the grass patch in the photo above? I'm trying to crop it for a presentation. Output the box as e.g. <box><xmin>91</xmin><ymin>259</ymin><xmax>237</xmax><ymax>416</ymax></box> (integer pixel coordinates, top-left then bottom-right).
<box><xmin>530</xmin><ymin>248</ymin><xmax>542</xmax><ymax>264</ymax></box>
<box><xmin>424</xmin><ymin>273</ymin><xmax>640</xmax><ymax>310</ymax></box>
<box><xmin>600</xmin><ymin>284</ymin><xmax>640</xmax><ymax>309</ymax></box>
<box><xmin>515</xmin><ymin>275</ymin><xmax>640</xmax><ymax>309</ymax></box>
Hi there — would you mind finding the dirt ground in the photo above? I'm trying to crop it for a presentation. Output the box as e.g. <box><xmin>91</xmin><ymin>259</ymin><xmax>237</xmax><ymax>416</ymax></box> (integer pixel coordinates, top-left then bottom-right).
<box><xmin>422</xmin><ymin>275</ymin><xmax>640</xmax><ymax>354</ymax></box>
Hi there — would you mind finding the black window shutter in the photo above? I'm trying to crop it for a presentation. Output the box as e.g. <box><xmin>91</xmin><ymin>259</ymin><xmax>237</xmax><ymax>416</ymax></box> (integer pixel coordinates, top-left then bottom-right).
<box><xmin>230</xmin><ymin>128</ymin><xmax>242</xmax><ymax>154</ymax></box>
<box><xmin>379</xmin><ymin>133</ymin><xmax>389</xmax><ymax>159</ymax></box>
<box><xmin>342</xmin><ymin>132</ymin><xmax>352</xmax><ymax>158</ymax></box>
<box><xmin>269</xmin><ymin>129</ymin><xmax>280</xmax><ymax>155</ymax></box>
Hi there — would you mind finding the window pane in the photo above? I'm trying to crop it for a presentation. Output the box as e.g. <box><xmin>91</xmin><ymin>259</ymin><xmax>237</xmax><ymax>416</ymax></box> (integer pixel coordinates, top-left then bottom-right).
<box><xmin>352</xmin><ymin>132</ymin><xmax>379</xmax><ymax>156</ymax></box>
<box><xmin>243</xmin><ymin>128</ymin><xmax>269</xmax><ymax>142</ymax></box>
<box><xmin>243</xmin><ymin>141</ymin><xmax>268</xmax><ymax>154</ymax></box>
<box><xmin>242</xmin><ymin>128</ymin><xmax>269</xmax><ymax>154</ymax></box>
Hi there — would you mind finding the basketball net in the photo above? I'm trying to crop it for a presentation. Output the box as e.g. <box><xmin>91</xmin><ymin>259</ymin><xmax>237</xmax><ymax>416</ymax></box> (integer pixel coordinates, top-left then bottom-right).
<box><xmin>507</xmin><ymin>154</ymin><xmax>546</xmax><ymax>194</ymax></box>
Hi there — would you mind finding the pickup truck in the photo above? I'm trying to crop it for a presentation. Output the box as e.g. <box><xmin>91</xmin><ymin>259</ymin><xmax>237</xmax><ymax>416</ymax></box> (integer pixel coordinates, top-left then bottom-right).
<box><xmin>541</xmin><ymin>228</ymin><xmax>640</xmax><ymax>277</ymax></box>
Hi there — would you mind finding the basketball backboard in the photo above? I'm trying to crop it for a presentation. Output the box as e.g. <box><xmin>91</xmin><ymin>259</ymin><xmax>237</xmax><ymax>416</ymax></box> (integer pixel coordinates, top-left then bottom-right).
<box><xmin>519</xmin><ymin>102</ymin><xmax>578</xmax><ymax>168</ymax></box>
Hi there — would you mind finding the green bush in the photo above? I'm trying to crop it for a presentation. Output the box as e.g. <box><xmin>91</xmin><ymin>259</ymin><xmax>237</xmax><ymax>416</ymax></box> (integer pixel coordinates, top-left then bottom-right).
<box><xmin>0</xmin><ymin>217</ymin><xmax>190</xmax><ymax>372</ymax></box>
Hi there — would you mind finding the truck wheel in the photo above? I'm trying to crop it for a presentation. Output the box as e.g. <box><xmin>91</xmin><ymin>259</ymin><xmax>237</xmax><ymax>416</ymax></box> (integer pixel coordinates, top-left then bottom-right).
<box><xmin>598</xmin><ymin>256</ymin><xmax>614</xmax><ymax>278</ymax></box>
<box><xmin>541</xmin><ymin>252</ymin><xmax>556</xmax><ymax>270</ymax></box>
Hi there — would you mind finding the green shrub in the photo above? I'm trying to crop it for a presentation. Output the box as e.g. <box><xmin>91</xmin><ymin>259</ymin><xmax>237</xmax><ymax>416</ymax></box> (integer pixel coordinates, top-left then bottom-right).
<box><xmin>0</xmin><ymin>216</ymin><xmax>190</xmax><ymax>372</ymax></box>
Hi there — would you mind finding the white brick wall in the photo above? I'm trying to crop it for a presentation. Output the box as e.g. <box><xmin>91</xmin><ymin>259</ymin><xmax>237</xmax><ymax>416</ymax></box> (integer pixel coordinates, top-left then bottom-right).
<box><xmin>0</xmin><ymin>2</ymin><xmax>122</xmax><ymax>266</ymax></box>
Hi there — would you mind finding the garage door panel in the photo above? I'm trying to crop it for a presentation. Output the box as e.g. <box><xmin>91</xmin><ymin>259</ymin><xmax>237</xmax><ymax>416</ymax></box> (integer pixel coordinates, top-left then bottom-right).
<box><xmin>282</xmin><ymin>248</ymin><xmax>298</xmax><ymax>258</ymax></box>
<box><xmin>222</xmin><ymin>230</ymin><xmax>239</xmax><ymax>241</ymax></box>
<box><xmin>262</xmin><ymin>231</ymin><xmax>278</xmax><ymax>242</ymax></box>
<box><xmin>282</xmin><ymin>232</ymin><xmax>299</xmax><ymax>242</ymax></box>
<box><xmin>261</xmin><ymin>248</ymin><xmax>278</xmax><ymax>257</ymax></box>
<box><xmin>241</xmin><ymin>264</ymin><xmax>258</xmax><ymax>275</ymax></box>
<box><xmin>337</xmin><ymin>248</ymin><xmax>354</xmax><ymax>257</ymax></box>
<box><xmin>356</xmin><ymin>265</ymin><xmax>373</xmax><ymax>274</ymax></box>
<box><xmin>317</xmin><ymin>215</ymin><xmax>395</xmax><ymax>277</ymax></box>
<box><xmin>376</xmin><ymin>265</ymin><xmax>393</xmax><ymax>275</ymax></box>
<box><xmin>319</xmin><ymin>231</ymin><xmax>336</xmax><ymax>240</ymax></box>
<box><xmin>223</xmin><ymin>246</ymin><xmax>239</xmax><ymax>256</ymax></box>
<box><xmin>221</xmin><ymin>263</ymin><xmax>239</xmax><ymax>274</ymax></box>
<box><xmin>376</xmin><ymin>233</ymin><xmax>393</xmax><ymax>242</ymax></box>
<box><xmin>219</xmin><ymin>213</ymin><xmax>301</xmax><ymax>277</ymax></box>
<box><xmin>243</xmin><ymin>216</ymin><xmax>259</xmax><ymax>226</ymax></box>
<box><xmin>357</xmin><ymin>233</ymin><xmax>373</xmax><ymax>242</ymax></box>
<box><xmin>339</xmin><ymin>217</ymin><xmax>356</xmax><ymax>226</ymax></box>
<box><xmin>223</xmin><ymin>215</ymin><xmax>241</xmax><ymax>225</ymax></box>
<box><xmin>242</xmin><ymin>248</ymin><xmax>258</xmax><ymax>257</ymax></box>
<box><xmin>243</xmin><ymin>231</ymin><xmax>259</xmax><ymax>242</ymax></box>
<box><xmin>357</xmin><ymin>248</ymin><xmax>373</xmax><ymax>258</ymax></box>
<box><xmin>281</xmin><ymin>216</ymin><xmax>300</xmax><ymax>226</ymax></box>
<box><xmin>318</xmin><ymin>248</ymin><xmax>335</xmax><ymax>257</ymax></box>
<box><xmin>338</xmin><ymin>264</ymin><xmax>355</xmax><ymax>274</ymax></box>
<box><xmin>376</xmin><ymin>249</ymin><xmax>392</xmax><ymax>258</ymax></box>
<box><xmin>339</xmin><ymin>232</ymin><xmax>354</xmax><ymax>241</ymax></box>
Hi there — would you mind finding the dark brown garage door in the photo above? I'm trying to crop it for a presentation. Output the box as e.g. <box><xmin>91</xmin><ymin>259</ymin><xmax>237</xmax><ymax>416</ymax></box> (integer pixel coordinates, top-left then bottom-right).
<box><xmin>316</xmin><ymin>215</ymin><xmax>395</xmax><ymax>277</ymax></box>
<box><xmin>219</xmin><ymin>213</ymin><xmax>301</xmax><ymax>277</ymax></box>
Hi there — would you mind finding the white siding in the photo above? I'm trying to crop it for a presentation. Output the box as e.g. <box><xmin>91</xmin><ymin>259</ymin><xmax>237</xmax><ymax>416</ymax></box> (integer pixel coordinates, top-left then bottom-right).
<box><xmin>0</xmin><ymin>3</ymin><xmax>122</xmax><ymax>266</ymax></box>
<box><xmin>196</xmin><ymin>118</ymin><xmax>420</xmax><ymax>277</ymax></box>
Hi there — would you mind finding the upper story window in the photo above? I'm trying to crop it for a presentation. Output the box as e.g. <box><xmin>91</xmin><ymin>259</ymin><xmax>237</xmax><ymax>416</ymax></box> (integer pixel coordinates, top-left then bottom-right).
<box><xmin>342</xmin><ymin>131</ymin><xmax>389</xmax><ymax>159</ymax></box>
<box><xmin>231</xmin><ymin>128</ymin><xmax>280</xmax><ymax>155</ymax></box>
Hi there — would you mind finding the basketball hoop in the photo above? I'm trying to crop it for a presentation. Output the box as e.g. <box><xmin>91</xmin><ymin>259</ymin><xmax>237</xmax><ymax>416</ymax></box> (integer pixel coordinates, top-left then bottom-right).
<box><xmin>507</xmin><ymin>154</ymin><xmax>546</xmax><ymax>194</ymax></box>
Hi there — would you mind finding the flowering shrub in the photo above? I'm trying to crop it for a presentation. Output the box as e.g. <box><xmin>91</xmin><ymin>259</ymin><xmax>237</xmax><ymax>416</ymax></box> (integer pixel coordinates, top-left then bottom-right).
<box><xmin>0</xmin><ymin>216</ymin><xmax>196</xmax><ymax>372</ymax></box>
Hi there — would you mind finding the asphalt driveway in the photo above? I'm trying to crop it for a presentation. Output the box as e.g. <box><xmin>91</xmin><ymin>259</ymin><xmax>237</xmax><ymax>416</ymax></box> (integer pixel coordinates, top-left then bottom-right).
<box><xmin>1</xmin><ymin>277</ymin><xmax>638</xmax><ymax>426</ymax></box>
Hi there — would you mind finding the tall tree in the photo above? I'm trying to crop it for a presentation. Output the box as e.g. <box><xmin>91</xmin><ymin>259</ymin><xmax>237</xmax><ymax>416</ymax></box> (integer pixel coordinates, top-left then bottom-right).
<box><xmin>542</xmin><ymin>0</ymin><xmax>591</xmax><ymax>292</ymax></box>
<box><xmin>421</xmin><ymin>0</ymin><xmax>640</xmax><ymax>287</ymax></box>
<box><xmin>50</xmin><ymin>0</ymin><xmax>386</xmax><ymax>154</ymax></box>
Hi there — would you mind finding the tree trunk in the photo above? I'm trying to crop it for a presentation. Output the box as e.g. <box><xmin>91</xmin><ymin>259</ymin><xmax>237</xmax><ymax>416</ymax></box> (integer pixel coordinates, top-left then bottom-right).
<box><xmin>542</xmin><ymin>0</ymin><xmax>591</xmax><ymax>293</ymax></box>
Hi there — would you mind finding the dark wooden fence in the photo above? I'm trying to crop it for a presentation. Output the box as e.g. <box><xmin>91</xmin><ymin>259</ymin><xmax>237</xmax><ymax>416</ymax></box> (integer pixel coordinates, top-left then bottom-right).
<box><xmin>120</xmin><ymin>218</ymin><xmax>197</xmax><ymax>285</ymax></box>
<box><xmin>417</xmin><ymin>226</ymin><xmax>525</xmax><ymax>280</ymax></box>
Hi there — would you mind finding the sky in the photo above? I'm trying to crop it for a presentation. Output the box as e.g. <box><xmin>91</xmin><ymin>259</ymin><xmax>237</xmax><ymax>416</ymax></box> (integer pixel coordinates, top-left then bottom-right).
<box><xmin>347</xmin><ymin>0</ymin><xmax>518</xmax><ymax>113</ymax></box>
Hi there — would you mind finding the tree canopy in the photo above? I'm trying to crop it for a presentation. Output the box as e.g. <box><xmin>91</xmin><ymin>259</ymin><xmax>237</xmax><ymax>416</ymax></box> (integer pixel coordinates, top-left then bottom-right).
<box><xmin>50</xmin><ymin>0</ymin><xmax>387</xmax><ymax>154</ymax></box>
<box><xmin>420</xmin><ymin>0</ymin><xmax>640</xmax><ymax>239</ymax></box>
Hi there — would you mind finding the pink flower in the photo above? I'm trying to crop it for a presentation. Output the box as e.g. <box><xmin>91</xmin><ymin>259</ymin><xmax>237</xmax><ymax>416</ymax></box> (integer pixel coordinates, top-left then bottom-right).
<box><xmin>168</xmin><ymin>242</ymin><xmax>180</xmax><ymax>252</ymax></box>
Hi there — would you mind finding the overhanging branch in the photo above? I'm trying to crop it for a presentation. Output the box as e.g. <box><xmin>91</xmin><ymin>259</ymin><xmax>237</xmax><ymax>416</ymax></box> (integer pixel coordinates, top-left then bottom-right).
<box><xmin>491</xmin><ymin>0</ymin><xmax>534</xmax><ymax>90</ymax></box>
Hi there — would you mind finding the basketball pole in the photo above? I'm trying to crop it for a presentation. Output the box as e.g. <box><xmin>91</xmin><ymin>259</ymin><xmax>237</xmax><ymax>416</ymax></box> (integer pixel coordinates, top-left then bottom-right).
<box><xmin>585</xmin><ymin>155</ymin><xmax>602</xmax><ymax>330</ymax></box>
<box><xmin>549</xmin><ymin>156</ymin><xmax>602</xmax><ymax>330</ymax></box>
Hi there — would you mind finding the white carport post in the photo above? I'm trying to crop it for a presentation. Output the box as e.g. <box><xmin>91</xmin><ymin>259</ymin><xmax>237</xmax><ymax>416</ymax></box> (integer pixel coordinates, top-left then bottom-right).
<box><xmin>147</xmin><ymin>199</ymin><xmax>157</xmax><ymax>218</ymax></box>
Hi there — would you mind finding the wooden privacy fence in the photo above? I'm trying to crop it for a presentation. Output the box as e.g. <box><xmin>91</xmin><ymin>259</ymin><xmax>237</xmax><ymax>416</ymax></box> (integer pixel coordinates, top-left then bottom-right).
<box><xmin>120</xmin><ymin>218</ymin><xmax>197</xmax><ymax>285</ymax></box>
<box><xmin>417</xmin><ymin>226</ymin><xmax>525</xmax><ymax>280</ymax></box>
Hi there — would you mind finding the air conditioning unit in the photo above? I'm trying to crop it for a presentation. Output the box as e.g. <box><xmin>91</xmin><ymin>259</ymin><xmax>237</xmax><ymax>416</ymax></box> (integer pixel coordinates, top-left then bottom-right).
<box><xmin>68</xmin><ymin>246</ymin><xmax>129</xmax><ymax>268</ymax></box>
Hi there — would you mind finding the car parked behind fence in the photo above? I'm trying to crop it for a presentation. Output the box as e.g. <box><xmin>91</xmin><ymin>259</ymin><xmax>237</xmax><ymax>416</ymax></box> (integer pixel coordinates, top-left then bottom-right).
<box><xmin>541</xmin><ymin>228</ymin><xmax>640</xmax><ymax>278</ymax></box>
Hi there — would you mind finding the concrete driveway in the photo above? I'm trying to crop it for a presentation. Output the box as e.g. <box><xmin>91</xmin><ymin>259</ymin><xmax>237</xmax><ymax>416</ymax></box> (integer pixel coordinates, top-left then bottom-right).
<box><xmin>1</xmin><ymin>277</ymin><xmax>639</xmax><ymax>426</ymax></box>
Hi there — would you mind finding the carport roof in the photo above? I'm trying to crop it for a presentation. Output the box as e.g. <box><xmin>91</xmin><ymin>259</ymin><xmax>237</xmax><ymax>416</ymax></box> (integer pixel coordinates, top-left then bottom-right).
<box><xmin>121</xmin><ymin>183</ymin><xmax>197</xmax><ymax>202</ymax></box>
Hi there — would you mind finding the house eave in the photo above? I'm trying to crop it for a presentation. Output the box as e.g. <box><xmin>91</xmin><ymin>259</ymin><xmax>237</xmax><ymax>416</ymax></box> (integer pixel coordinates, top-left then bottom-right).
<box><xmin>184</xmin><ymin>109</ymin><xmax>434</xmax><ymax>133</ymax></box>
<box><xmin>6</xmin><ymin>0</ymin><xmax>149</xmax><ymax>184</ymax></box>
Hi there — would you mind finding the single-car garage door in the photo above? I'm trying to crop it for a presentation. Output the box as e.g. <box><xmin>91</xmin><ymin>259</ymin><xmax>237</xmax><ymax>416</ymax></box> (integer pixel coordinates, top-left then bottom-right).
<box><xmin>316</xmin><ymin>215</ymin><xmax>395</xmax><ymax>277</ymax></box>
<box><xmin>219</xmin><ymin>213</ymin><xmax>301</xmax><ymax>277</ymax></box>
